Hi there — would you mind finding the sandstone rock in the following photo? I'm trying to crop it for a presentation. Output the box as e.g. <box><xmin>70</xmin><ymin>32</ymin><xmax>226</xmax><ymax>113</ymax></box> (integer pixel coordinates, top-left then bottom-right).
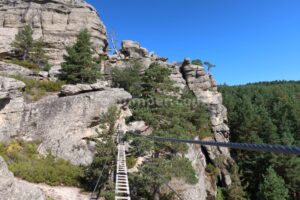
<box><xmin>121</xmin><ymin>40</ymin><xmax>148</xmax><ymax>58</ymax></box>
<box><xmin>61</xmin><ymin>81</ymin><xmax>109</xmax><ymax>96</ymax></box>
<box><xmin>0</xmin><ymin>156</ymin><xmax>45</xmax><ymax>200</ymax></box>
<box><xmin>49</xmin><ymin>65</ymin><xmax>61</xmax><ymax>80</ymax></box>
<box><xmin>20</xmin><ymin>88</ymin><xmax>131</xmax><ymax>165</ymax></box>
<box><xmin>0</xmin><ymin>74</ymin><xmax>131</xmax><ymax>165</ymax></box>
<box><xmin>0</xmin><ymin>61</ymin><xmax>33</xmax><ymax>77</ymax></box>
<box><xmin>169</xmin><ymin>141</ymin><xmax>209</xmax><ymax>200</ymax></box>
<box><xmin>0</xmin><ymin>76</ymin><xmax>25</xmax><ymax>141</ymax></box>
<box><xmin>38</xmin><ymin>71</ymin><xmax>49</xmax><ymax>79</ymax></box>
<box><xmin>0</xmin><ymin>0</ymin><xmax>108</xmax><ymax>65</ymax></box>
<box><xmin>180</xmin><ymin>59</ymin><xmax>232</xmax><ymax>188</ymax></box>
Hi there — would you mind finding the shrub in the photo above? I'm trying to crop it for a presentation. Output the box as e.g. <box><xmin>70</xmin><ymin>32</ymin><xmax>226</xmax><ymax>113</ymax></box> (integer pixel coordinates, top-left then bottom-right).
<box><xmin>12</xmin><ymin>75</ymin><xmax>65</xmax><ymax>101</ymax></box>
<box><xmin>0</xmin><ymin>140</ymin><xmax>83</xmax><ymax>186</ymax></box>
<box><xmin>206</xmin><ymin>163</ymin><xmax>220</xmax><ymax>177</ymax></box>
<box><xmin>127</xmin><ymin>156</ymin><xmax>137</xmax><ymax>169</ymax></box>
<box><xmin>191</xmin><ymin>59</ymin><xmax>203</xmax><ymax>66</ymax></box>
<box><xmin>8</xmin><ymin>59</ymin><xmax>40</xmax><ymax>71</ymax></box>
<box><xmin>43</xmin><ymin>63</ymin><xmax>52</xmax><ymax>72</ymax></box>
<box><xmin>216</xmin><ymin>188</ymin><xmax>225</xmax><ymax>200</ymax></box>
<box><xmin>111</xmin><ymin>61</ymin><xmax>142</xmax><ymax>97</ymax></box>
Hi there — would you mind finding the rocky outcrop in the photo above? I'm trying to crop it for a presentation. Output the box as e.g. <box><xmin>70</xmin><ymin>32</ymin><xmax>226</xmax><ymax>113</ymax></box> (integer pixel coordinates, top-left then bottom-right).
<box><xmin>170</xmin><ymin>142</ymin><xmax>217</xmax><ymax>200</ymax></box>
<box><xmin>0</xmin><ymin>61</ymin><xmax>34</xmax><ymax>77</ymax></box>
<box><xmin>0</xmin><ymin>75</ymin><xmax>131</xmax><ymax>165</ymax></box>
<box><xmin>0</xmin><ymin>0</ymin><xmax>108</xmax><ymax>65</ymax></box>
<box><xmin>22</xmin><ymin>88</ymin><xmax>131</xmax><ymax>165</ymax></box>
<box><xmin>0</xmin><ymin>156</ymin><xmax>45</xmax><ymax>200</ymax></box>
<box><xmin>181</xmin><ymin>58</ymin><xmax>232</xmax><ymax>186</ymax></box>
<box><xmin>107</xmin><ymin>42</ymin><xmax>232</xmax><ymax>198</ymax></box>
<box><xmin>121</xmin><ymin>40</ymin><xmax>149</xmax><ymax>58</ymax></box>
<box><xmin>0</xmin><ymin>76</ymin><xmax>25</xmax><ymax>141</ymax></box>
<box><xmin>60</xmin><ymin>81</ymin><xmax>109</xmax><ymax>96</ymax></box>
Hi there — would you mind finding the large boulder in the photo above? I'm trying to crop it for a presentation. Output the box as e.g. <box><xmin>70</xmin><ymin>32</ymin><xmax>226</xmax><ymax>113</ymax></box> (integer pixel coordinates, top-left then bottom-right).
<box><xmin>0</xmin><ymin>61</ymin><xmax>34</xmax><ymax>77</ymax></box>
<box><xmin>60</xmin><ymin>81</ymin><xmax>109</xmax><ymax>96</ymax></box>
<box><xmin>0</xmin><ymin>76</ymin><xmax>25</xmax><ymax>141</ymax></box>
<box><xmin>0</xmin><ymin>156</ymin><xmax>45</xmax><ymax>200</ymax></box>
<box><xmin>0</xmin><ymin>0</ymin><xmax>108</xmax><ymax>65</ymax></box>
<box><xmin>20</xmin><ymin>88</ymin><xmax>131</xmax><ymax>165</ymax></box>
<box><xmin>121</xmin><ymin>40</ymin><xmax>148</xmax><ymax>58</ymax></box>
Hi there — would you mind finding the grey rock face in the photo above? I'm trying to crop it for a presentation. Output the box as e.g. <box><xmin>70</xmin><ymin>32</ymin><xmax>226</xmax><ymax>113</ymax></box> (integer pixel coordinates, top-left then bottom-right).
<box><xmin>0</xmin><ymin>75</ymin><xmax>132</xmax><ymax>165</ymax></box>
<box><xmin>0</xmin><ymin>61</ymin><xmax>34</xmax><ymax>77</ymax></box>
<box><xmin>0</xmin><ymin>156</ymin><xmax>45</xmax><ymax>200</ymax></box>
<box><xmin>60</xmin><ymin>81</ymin><xmax>109</xmax><ymax>96</ymax></box>
<box><xmin>0</xmin><ymin>0</ymin><xmax>108</xmax><ymax>65</ymax></box>
<box><xmin>121</xmin><ymin>40</ymin><xmax>148</xmax><ymax>58</ymax></box>
<box><xmin>169</xmin><ymin>142</ymin><xmax>211</xmax><ymax>200</ymax></box>
<box><xmin>181</xmin><ymin>60</ymin><xmax>232</xmax><ymax>186</ymax></box>
<box><xmin>0</xmin><ymin>76</ymin><xmax>25</xmax><ymax>141</ymax></box>
<box><xmin>20</xmin><ymin>88</ymin><xmax>131</xmax><ymax>165</ymax></box>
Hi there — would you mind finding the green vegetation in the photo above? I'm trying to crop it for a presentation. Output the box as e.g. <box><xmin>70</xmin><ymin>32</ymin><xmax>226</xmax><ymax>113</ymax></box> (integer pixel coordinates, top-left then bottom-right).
<box><xmin>60</xmin><ymin>29</ymin><xmax>101</xmax><ymax>84</ymax></box>
<box><xmin>12</xmin><ymin>75</ymin><xmax>64</xmax><ymax>101</ymax></box>
<box><xmin>112</xmin><ymin>61</ymin><xmax>142</xmax><ymax>97</ymax></box>
<box><xmin>11</xmin><ymin>25</ymin><xmax>50</xmax><ymax>71</ymax></box>
<box><xmin>206</xmin><ymin>163</ymin><xmax>220</xmax><ymax>178</ymax></box>
<box><xmin>0</xmin><ymin>140</ymin><xmax>83</xmax><ymax>186</ymax></box>
<box><xmin>113</xmin><ymin>62</ymin><xmax>213</xmax><ymax>199</ymax></box>
<box><xmin>258</xmin><ymin>167</ymin><xmax>289</xmax><ymax>200</ymax></box>
<box><xmin>220</xmin><ymin>81</ymin><xmax>300</xmax><ymax>200</ymax></box>
<box><xmin>217</xmin><ymin>188</ymin><xmax>225</xmax><ymax>200</ymax></box>
<box><xmin>126</xmin><ymin>156</ymin><xmax>137</xmax><ymax>169</ymax></box>
<box><xmin>192</xmin><ymin>59</ymin><xmax>203</xmax><ymax>66</ymax></box>
<box><xmin>12</xmin><ymin>25</ymin><xmax>34</xmax><ymax>60</ymax></box>
<box><xmin>226</xmin><ymin>166</ymin><xmax>247</xmax><ymax>200</ymax></box>
<box><xmin>81</xmin><ymin>106</ymin><xmax>119</xmax><ymax>194</ymax></box>
<box><xmin>8</xmin><ymin>59</ymin><xmax>39</xmax><ymax>71</ymax></box>
<box><xmin>203</xmin><ymin>61</ymin><xmax>216</xmax><ymax>72</ymax></box>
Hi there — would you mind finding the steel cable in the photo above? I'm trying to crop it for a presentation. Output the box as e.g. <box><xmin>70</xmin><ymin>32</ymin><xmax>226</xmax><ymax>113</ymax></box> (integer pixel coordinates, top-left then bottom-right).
<box><xmin>128</xmin><ymin>133</ymin><xmax>300</xmax><ymax>155</ymax></box>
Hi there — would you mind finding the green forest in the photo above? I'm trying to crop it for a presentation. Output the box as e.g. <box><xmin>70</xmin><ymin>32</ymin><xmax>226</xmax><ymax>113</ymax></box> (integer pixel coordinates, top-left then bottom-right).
<box><xmin>219</xmin><ymin>81</ymin><xmax>300</xmax><ymax>200</ymax></box>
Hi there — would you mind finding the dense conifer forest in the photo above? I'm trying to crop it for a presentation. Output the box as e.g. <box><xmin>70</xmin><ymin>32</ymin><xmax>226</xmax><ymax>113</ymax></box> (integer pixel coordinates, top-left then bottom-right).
<box><xmin>219</xmin><ymin>81</ymin><xmax>300</xmax><ymax>200</ymax></box>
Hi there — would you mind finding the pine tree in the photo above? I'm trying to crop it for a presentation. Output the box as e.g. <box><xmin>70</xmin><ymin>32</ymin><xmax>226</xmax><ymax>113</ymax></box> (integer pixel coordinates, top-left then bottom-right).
<box><xmin>81</xmin><ymin>106</ymin><xmax>119</xmax><ymax>192</ymax></box>
<box><xmin>12</xmin><ymin>25</ymin><xmax>34</xmax><ymax>60</ymax></box>
<box><xmin>60</xmin><ymin>29</ymin><xmax>101</xmax><ymax>84</ymax></box>
<box><xmin>31</xmin><ymin>38</ymin><xmax>50</xmax><ymax>69</ymax></box>
<box><xmin>227</xmin><ymin>165</ymin><xmax>247</xmax><ymax>200</ymax></box>
<box><xmin>258</xmin><ymin>167</ymin><xmax>289</xmax><ymax>200</ymax></box>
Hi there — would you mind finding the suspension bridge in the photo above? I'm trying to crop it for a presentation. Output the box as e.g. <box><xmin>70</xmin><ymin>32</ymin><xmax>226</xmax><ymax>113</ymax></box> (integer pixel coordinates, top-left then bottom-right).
<box><xmin>90</xmin><ymin>131</ymin><xmax>300</xmax><ymax>200</ymax></box>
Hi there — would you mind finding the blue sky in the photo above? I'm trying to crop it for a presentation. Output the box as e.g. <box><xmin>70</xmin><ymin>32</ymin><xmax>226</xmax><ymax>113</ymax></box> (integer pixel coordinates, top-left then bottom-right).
<box><xmin>87</xmin><ymin>0</ymin><xmax>300</xmax><ymax>85</ymax></box>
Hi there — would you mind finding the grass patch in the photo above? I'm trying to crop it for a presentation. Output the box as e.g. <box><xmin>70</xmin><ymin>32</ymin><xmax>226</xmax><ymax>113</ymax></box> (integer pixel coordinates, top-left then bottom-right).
<box><xmin>12</xmin><ymin>75</ymin><xmax>65</xmax><ymax>101</ymax></box>
<box><xmin>126</xmin><ymin>156</ymin><xmax>137</xmax><ymax>169</ymax></box>
<box><xmin>0</xmin><ymin>140</ymin><xmax>83</xmax><ymax>187</ymax></box>
<box><xmin>7</xmin><ymin>59</ymin><xmax>40</xmax><ymax>71</ymax></box>
<box><xmin>206</xmin><ymin>163</ymin><xmax>220</xmax><ymax>179</ymax></box>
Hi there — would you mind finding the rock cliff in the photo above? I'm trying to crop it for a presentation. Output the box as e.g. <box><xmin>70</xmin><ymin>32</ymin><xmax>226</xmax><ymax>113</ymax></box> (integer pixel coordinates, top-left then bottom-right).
<box><xmin>0</xmin><ymin>0</ymin><xmax>108</xmax><ymax>65</ymax></box>
<box><xmin>0</xmin><ymin>75</ymin><xmax>132</xmax><ymax>165</ymax></box>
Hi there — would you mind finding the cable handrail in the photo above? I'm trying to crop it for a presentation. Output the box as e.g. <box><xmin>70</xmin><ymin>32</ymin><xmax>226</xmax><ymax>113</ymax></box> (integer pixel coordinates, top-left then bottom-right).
<box><xmin>89</xmin><ymin>158</ymin><xmax>108</xmax><ymax>200</ymax></box>
<box><xmin>128</xmin><ymin>133</ymin><xmax>300</xmax><ymax>155</ymax></box>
